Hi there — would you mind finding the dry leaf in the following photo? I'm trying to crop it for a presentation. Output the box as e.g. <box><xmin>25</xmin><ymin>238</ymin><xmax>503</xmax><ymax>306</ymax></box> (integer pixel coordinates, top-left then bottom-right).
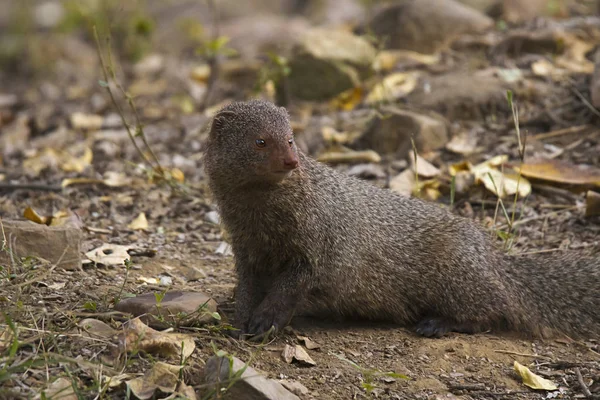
<box><xmin>330</xmin><ymin>87</ymin><xmax>363</xmax><ymax>111</ymax></box>
<box><xmin>585</xmin><ymin>191</ymin><xmax>600</xmax><ymax>217</ymax></box>
<box><xmin>373</xmin><ymin>50</ymin><xmax>438</xmax><ymax>72</ymax></box>
<box><xmin>516</xmin><ymin>158</ymin><xmax>600</xmax><ymax>189</ymax></box>
<box><xmin>71</xmin><ymin>112</ymin><xmax>104</xmax><ymax>130</ymax></box>
<box><xmin>321</xmin><ymin>126</ymin><xmax>360</xmax><ymax>145</ymax></box>
<box><xmin>281</xmin><ymin>344</ymin><xmax>316</xmax><ymax>366</ymax></box>
<box><xmin>35</xmin><ymin>377</ymin><xmax>77</xmax><ymax>400</ymax></box>
<box><xmin>126</xmin><ymin>361</ymin><xmax>183</xmax><ymax>400</ymax></box>
<box><xmin>415</xmin><ymin>179</ymin><xmax>442</xmax><ymax>201</ymax></box>
<box><xmin>365</xmin><ymin>72</ymin><xmax>419</xmax><ymax>105</ymax></box>
<box><xmin>85</xmin><ymin>244</ymin><xmax>132</xmax><ymax>267</ymax></box>
<box><xmin>190</xmin><ymin>64</ymin><xmax>211</xmax><ymax>83</ymax></box>
<box><xmin>410</xmin><ymin>154</ymin><xmax>440</xmax><ymax>178</ymax></box>
<box><xmin>60</xmin><ymin>147</ymin><xmax>93</xmax><ymax>173</ymax></box>
<box><xmin>471</xmin><ymin>156</ymin><xmax>531</xmax><ymax>198</ymax></box>
<box><xmin>389</xmin><ymin>169</ymin><xmax>415</xmax><ymax>197</ymax></box>
<box><xmin>120</xmin><ymin>318</ymin><xmax>195</xmax><ymax>360</ymax></box>
<box><xmin>297</xmin><ymin>335</ymin><xmax>320</xmax><ymax>350</ymax></box>
<box><xmin>317</xmin><ymin>149</ymin><xmax>381</xmax><ymax>164</ymax></box>
<box><xmin>514</xmin><ymin>361</ymin><xmax>558</xmax><ymax>391</ymax></box>
<box><xmin>78</xmin><ymin>318</ymin><xmax>117</xmax><ymax>339</ymax></box>
<box><xmin>446</xmin><ymin>131</ymin><xmax>479</xmax><ymax>155</ymax></box>
<box><xmin>0</xmin><ymin>327</ymin><xmax>14</xmax><ymax>353</ymax></box>
<box><xmin>128</xmin><ymin>212</ymin><xmax>149</xmax><ymax>231</ymax></box>
<box><xmin>23</xmin><ymin>207</ymin><xmax>47</xmax><ymax>225</ymax></box>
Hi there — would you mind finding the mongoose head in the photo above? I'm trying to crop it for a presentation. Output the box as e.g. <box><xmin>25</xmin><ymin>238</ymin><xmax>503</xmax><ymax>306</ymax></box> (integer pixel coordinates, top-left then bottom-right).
<box><xmin>205</xmin><ymin>100</ymin><xmax>300</xmax><ymax>187</ymax></box>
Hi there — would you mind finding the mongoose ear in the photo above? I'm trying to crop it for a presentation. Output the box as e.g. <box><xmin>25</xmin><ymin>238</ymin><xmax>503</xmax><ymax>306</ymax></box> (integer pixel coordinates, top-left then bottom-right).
<box><xmin>210</xmin><ymin>110</ymin><xmax>237</xmax><ymax>137</ymax></box>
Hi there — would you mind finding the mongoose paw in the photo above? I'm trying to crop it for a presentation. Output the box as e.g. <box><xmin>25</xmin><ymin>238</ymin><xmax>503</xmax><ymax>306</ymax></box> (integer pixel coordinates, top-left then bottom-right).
<box><xmin>247</xmin><ymin>302</ymin><xmax>292</xmax><ymax>338</ymax></box>
<box><xmin>415</xmin><ymin>317</ymin><xmax>453</xmax><ymax>338</ymax></box>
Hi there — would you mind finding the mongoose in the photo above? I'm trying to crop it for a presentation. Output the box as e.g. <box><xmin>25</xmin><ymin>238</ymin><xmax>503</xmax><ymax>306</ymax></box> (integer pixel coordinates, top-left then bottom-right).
<box><xmin>203</xmin><ymin>99</ymin><xmax>600</xmax><ymax>339</ymax></box>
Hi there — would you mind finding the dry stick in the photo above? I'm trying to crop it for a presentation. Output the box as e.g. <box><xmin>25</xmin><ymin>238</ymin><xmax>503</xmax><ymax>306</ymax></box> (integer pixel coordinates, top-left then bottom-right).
<box><xmin>92</xmin><ymin>26</ymin><xmax>156</xmax><ymax>172</ymax></box>
<box><xmin>0</xmin><ymin>183</ymin><xmax>63</xmax><ymax>192</ymax></box>
<box><xmin>575</xmin><ymin>367</ymin><xmax>593</xmax><ymax>398</ymax></box>
<box><xmin>494</xmin><ymin>350</ymin><xmax>553</xmax><ymax>360</ymax></box>
<box><xmin>530</xmin><ymin>124</ymin><xmax>592</xmax><ymax>141</ymax></box>
<box><xmin>199</xmin><ymin>0</ymin><xmax>221</xmax><ymax>111</ymax></box>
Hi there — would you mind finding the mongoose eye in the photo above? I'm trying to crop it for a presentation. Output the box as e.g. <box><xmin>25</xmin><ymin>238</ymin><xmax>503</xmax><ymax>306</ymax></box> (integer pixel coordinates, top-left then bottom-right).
<box><xmin>288</xmin><ymin>138</ymin><xmax>294</xmax><ymax>147</ymax></box>
<box><xmin>255</xmin><ymin>139</ymin><xmax>266</xmax><ymax>148</ymax></box>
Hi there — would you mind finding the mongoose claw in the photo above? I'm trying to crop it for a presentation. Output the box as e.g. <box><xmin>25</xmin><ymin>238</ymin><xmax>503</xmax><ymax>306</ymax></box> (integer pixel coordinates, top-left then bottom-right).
<box><xmin>247</xmin><ymin>301</ymin><xmax>292</xmax><ymax>338</ymax></box>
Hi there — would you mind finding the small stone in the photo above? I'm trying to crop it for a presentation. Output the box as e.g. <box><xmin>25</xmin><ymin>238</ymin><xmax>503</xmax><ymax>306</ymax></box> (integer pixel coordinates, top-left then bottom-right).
<box><xmin>357</xmin><ymin>108</ymin><xmax>448</xmax><ymax>158</ymax></box>
<box><xmin>0</xmin><ymin>220</ymin><xmax>82</xmax><ymax>270</ymax></box>
<box><xmin>205</xmin><ymin>211</ymin><xmax>221</xmax><ymax>225</ymax></box>
<box><xmin>280</xmin><ymin>380</ymin><xmax>310</xmax><ymax>396</ymax></box>
<box><xmin>204</xmin><ymin>355</ymin><xmax>300</xmax><ymax>400</ymax></box>
<box><xmin>114</xmin><ymin>291</ymin><xmax>218</xmax><ymax>328</ymax></box>
<box><xmin>281</xmin><ymin>344</ymin><xmax>316</xmax><ymax>366</ymax></box>
<box><xmin>0</xmin><ymin>93</ymin><xmax>18</xmax><ymax>108</ymax></box>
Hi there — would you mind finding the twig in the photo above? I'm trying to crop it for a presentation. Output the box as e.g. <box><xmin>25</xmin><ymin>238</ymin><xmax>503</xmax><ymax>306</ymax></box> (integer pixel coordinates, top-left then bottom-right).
<box><xmin>494</xmin><ymin>350</ymin><xmax>553</xmax><ymax>360</ymax></box>
<box><xmin>530</xmin><ymin>124</ymin><xmax>592</xmax><ymax>141</ymax></box>
<box><xmin>93</xmin><ymin>26</ymin><xmax>157</xmax><ymax>171</ymax></box>
<box><xmin>199</xmin><ymin>0</ymin><xmax>221</xmax><ymax>111</ymax></box>
<box><xmin>0</xmin><ymin>183</ymin><xmax>63</xmax><ymax>192</ymax></box>
<box><xmin>575</xmin><ymin>367</ymin><xmax>593</xmax><ymax>398</ymax></box>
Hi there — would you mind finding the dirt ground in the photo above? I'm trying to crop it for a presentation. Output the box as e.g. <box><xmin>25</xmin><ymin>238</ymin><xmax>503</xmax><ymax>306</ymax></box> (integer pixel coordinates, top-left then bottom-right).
<box><xmin>1</xmin><ymin>1</ymin><xmax>599</xmax><ymax>399</ymax></box>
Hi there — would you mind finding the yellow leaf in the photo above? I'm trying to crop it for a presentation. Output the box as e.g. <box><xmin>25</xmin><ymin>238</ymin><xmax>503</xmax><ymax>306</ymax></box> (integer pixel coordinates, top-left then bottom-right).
<box><xmin>514</xmin><ymin>361</ymin><xmax>558</xmax><ymax>391</ymax></box>
<box><xmin>60</xmin><ymin>147</ymin><xmax>93</xmax><ymax>173</ymax></box>
<box><xmin>365</xmin><ymin>72</ymin><xmax>419</xmax><ymax>105</ymax></box>
<box><xmin>128</xmin><ymin>212</ymin><xmax>149</xmax><ymax>231</ymax></box>
<box><xmin>516</xmin><ymin>158</ymin><xmax>600</xmax><ymax>188</ymax></box>
<box><xmin>23</xmin><ymin>207</ymin><xmax>48</xmax><ymax>225</ymax></box>
<box><xmin>329</xmin><ymin>87</ymin><xmax>363</xmax><ymax>111</ymax></box>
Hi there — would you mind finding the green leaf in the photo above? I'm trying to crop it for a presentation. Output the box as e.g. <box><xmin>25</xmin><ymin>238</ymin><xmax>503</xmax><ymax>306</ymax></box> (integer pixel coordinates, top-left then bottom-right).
<box><xmin>211</xmin><ymin>312</ymin><xmax>222</xmax><ymax>321</ymax></box>
<box><xmin>83</xmin><ymin>301</ymin><xmax>97</xmax><ymax>311</ymax></box>
<box><xmin>98</xmin><ymin>80</ymin><xmax>109</xmax><ymax>88</ymax></box>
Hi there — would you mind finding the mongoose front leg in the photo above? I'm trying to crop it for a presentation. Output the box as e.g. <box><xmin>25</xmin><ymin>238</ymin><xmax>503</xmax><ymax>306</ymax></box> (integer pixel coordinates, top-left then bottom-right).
<box><xmin>246</xmin><ymin>262</ymin><xmax>311</xmax><ymax>337</ymax></box>
<box><xmin>234</xmin><ymin>265</ymin><xmax>265</xmax><ymax>333</ymax></box>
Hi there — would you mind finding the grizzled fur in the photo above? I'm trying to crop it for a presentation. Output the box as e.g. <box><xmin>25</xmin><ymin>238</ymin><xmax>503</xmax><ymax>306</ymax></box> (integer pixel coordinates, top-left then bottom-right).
<box><xmin>204</xmin><ymin>99</ymin><xmax>600</xmax><ymax>339</ymax></box>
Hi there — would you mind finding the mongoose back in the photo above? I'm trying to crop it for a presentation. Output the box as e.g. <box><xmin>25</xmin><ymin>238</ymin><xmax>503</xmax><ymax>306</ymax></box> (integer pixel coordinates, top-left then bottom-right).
<box><xmin>203</xmin><ymin>99</ymin><xmax>600</xmax><ymax>339</ymax></box>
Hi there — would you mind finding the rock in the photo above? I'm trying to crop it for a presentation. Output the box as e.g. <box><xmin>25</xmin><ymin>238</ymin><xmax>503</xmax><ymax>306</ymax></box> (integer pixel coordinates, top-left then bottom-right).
<box><xmin>114</xmin><ymin>291</ymin><xmax>218</xmax><ymax>328</ymax></box>
<box><xmin>281</xmin><ymin>344</ymin><xmax>317</xmax><ymax>366</ymax></box>
<box><xmin>204</xmin><ymin>355</ymin><xmax>300</xmax><ymax>400</ymax></box>
<box><xmin>287</xmin><ymin>28</ymin><xmax>376</xmax><ymax>100</ymax></box>
<box><xmin>502</xmin><ymin>0</ymin><xmax>557</xmax><ymax>23</ymax></box>
<box><xmin>355</xmin><ymin>108</ymin><xmax>448</xmax><ymax>158</ymax></box>
<box><xmin>280</xmin><ymin>380</ymin><xmax>310</xmax><ymax>396</ymax></box>
<box><xmin>591</xmin><ymin>48</ymin><xmax>600</xmax><ymax>109</ymax></box>
<box><xmin>0</xmin><ymin>93</ymin><xmax>18</xmax><ymax>108</ymax></box>
<box><xmin>204</xmin><ymin>211</ymin><xmax>221</xmax><ymax>225</ymax></box>
<box><xmin>364</xmin><ymin>0</ymin><xmax>493</xmax><ymax>54</ymax></box>
<box><xmin>407</xmin><ymin>71</ymin><xmax>511</xmax><ymax>119</ymax></box>
<box><xmin>0</xmin><ymin>220</ymin><xmax>82</xmax><ymax>270</ymax></box>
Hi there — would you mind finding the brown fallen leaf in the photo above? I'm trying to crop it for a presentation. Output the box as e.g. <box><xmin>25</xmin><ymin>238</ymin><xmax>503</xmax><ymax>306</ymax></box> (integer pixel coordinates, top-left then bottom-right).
<box><xmin>585</xmin><ymin>191</ymin><xmax>600</xmax><ymax>217</ymax></box>
<box><xmin>514</xmin><ymin>361</ymin><xmax>558</xmax><ymax>391</ymax></box>
<box><xmin>389</xmin><ymin>169</ymin><xmax>415</xmax><ymax>197</ymax></box>
<box><xmin>330</xmin><ymin>87</ymin><xmax>363</xmax><ymax>111</ymax></box>
<box><xmin>120</xmin><ymin>318</ymin><xmax>195</xmax><ymax>360</ymax></box>
<box><xmin>126</xmin><ymin>361</ymin><xmax>183</xmax><ymax>400</ymax></box>
<box><xmin>281</xmin><ymin>344</ymin><xmax>316</xmax><ymax>366</ymax></box>
<box><xmin>516</xmin><ymin>158</ymin><xmax>600</xmax><ymax>189</ymax></box>
<box><xmin>77</xmin><ymin>318</ymin><xmax>117</xmax><ymax>340</ymax></box>
<box><xmin>35</xmin><ymin>377</ymin><xmax>77</xmax><ymax>400</ymax></box>
<box><xmin>297</xmin><ymin>335</ymin><xmax>320</xmax><ymax>350</ymax></box>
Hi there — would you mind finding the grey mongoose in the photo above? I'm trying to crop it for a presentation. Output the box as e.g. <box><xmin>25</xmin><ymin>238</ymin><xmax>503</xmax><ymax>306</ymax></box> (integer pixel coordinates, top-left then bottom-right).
<box><xmin>203</xmin><ymin>99</ymin><xmax>600</xmax><ymax>339</ymax></box>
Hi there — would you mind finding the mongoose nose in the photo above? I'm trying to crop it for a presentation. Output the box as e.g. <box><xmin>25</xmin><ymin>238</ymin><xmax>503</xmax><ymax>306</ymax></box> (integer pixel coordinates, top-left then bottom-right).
<box><xmin>283</xmin><ymin>156</ymin><xmax>299</xmax><ymax>170</ymax></box>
